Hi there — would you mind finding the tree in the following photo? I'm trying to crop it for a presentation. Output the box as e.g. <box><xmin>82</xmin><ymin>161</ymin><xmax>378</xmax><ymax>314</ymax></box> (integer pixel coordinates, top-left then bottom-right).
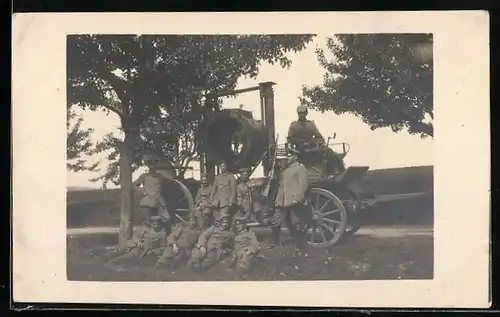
<box><xmin>301</xmin><ymin>34</ymin><xmax>433</xmax><ymax>138</ymax></box>
<box><xmin>66</xmin><ymin>107</ymin><xmax>99</xmax><ymax>172</ymax></box>
<box><xmin>67</xmin><ymin>34</ymin><xmax>315</xmax><ymax>248</ymax></box>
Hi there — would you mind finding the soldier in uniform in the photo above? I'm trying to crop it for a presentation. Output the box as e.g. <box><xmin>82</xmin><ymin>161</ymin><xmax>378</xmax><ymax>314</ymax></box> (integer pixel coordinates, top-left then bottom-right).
<box><xmin>287</xmin><ymin>105</ymin><xmax>345</xmax><ymax>174</ymax></box>
<box><xmin>193</xmin><ymin>174</ymin><xmax>213</xmax><ymax>230</ymax></box>
<box><xmin>109</xmin><ymin>215</ymin><xmax>168</xmax><ymax>264</ymax></box>
<box><xmin>187</xmin><ymin>215</ymin><xmax>235</xmax><ymax>270</ymax></box>
<box><xmin>236</xmin><ymin>168</ymin><xmax>253</xmax><ymax>221</ymax></box>
<box><xmin>286</xmin><ymin>105</ymin><xmax>325</xmax><ymax>153</ymax></box>
<box><xmin>133</xmin><ymin>153</ymin><xmax>171</xmax><ymax>225</ymax></box>
<box><xmin>229</xmin><ymin>217</ymin><xmax>261</xmax><ymax>275</ymax></box>
<box><xmin>156</xmin><ymin>216</ymin><xmax>202</xmax><ymax>269</ymax></box>
<box><xmin>210</xmin><ymin>162</ymin><xmax>237</xmax><ymax>222</ymax></box>
<box><xmin>268</xmin><ymin>153</ymin><xmax>311</xmax><ymax>250</ymax></box>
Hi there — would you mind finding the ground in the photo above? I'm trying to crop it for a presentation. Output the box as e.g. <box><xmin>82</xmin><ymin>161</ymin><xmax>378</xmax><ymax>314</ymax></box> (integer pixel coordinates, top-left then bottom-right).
<box><xmin>67</xmin><ymin>227</ymin><xmax>433</xmax><ymax>281</ymax></box>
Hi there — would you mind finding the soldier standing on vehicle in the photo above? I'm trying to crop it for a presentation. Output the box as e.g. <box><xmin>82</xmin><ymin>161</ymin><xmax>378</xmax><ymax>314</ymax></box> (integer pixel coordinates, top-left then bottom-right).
<box><xmin>236</xmin><ymin>168</ymin><xmax>253</xmax><ymax>221</ymax></box>
<box><xmin>109</xmin><ymin>215</ymin><xmax>168</xmax><ymax>264</ymax></box>
<box><xmin>286</xmin><ymin>105</ymin><xmax>325</xmax><ymax>153</ymax></box>
<box><xmin>210</xmin><ymin>162</ymin><xmax>237</xmax><ymax>222</ymax></box>
<box><xmin>229</xmin><ymin>217</ymin><xmax>262</xmax><ymax>276</ymax></box>
<box><xmin>133</xmin><ymin>153</ymin><xmax>171</xmax><ymax>225</ymax></box>
<box><xmin>193</xmin><ymin>174</ymin><xmax>213</xmax><ymax>230</ymax></box>
<box><xmin>187</xmin><ymin>215</ymin><xmax>235</xmax><ymax>270</ymax></box>
<box><xmin>156</xmin><ymin>216</ymin><xmax>202</xmax><ymax>269</ymax></box>
<box><xmin>268</xmin><ymin>153</ymin><xmax>310</xmax><ymax>251</ymax></box>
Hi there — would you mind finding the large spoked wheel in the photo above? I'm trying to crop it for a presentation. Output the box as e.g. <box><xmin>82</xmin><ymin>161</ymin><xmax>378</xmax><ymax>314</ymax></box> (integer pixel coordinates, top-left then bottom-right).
<box><xmin>305</xmin><ymin>188</ymin><xmax>348</xmax><ymax>248</ymax></box>
<box><xmin>161</xmin><ymin>178</ymin><xmax>195</xmax><ymax>225</ymax></box>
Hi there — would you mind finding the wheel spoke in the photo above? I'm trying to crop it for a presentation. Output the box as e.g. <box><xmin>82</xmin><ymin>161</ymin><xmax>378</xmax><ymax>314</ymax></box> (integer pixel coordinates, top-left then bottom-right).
<box><xmin>318</xmin><ymin>225</ymin><xmax>327</xmax><ymax>242</ymax></box>
<box><xmin>321</xmin><ymin>217</ymin><xmax>341</xmax><ymax>225</ymax></box>
<box><xmin>177</xmin><ymin>196</ymin><xmax>186</xmax><ymax>204</ymax></box>
<box><xmin>315</xmin><ymin>194</ymin><xmax>320</xmax><ymax>210</ymax></box>
<box><xmin>321</xmin><ymin>222</ymin><xmax>336</xmax><ymax>236</ymax></box>
<box><xmin>318</xmin><ymin>200</ymin><xmax>330</xmax><ymax>213</ymax></box>
<box><xmin>322</xmin><ymin>209</ymin><xmax>339</xmax><ymax>216</ymax></box>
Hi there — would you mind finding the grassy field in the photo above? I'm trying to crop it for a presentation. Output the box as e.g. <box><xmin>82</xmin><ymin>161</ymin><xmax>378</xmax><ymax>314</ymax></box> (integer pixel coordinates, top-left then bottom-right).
<box><xmin>67</xmin><ymin>165</ymin><xmax>433</xmax><ymax>228</ymax></box>
<box><xmin>67</xmin><ymin>231</ymin><xmax>433</xmax><ymax>281</ymax></box>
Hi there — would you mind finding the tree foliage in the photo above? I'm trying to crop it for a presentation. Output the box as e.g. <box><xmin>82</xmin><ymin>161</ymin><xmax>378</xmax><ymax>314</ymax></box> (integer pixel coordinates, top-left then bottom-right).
<box><xmin>66</xmin><ymin>108</ymin><xmax>99</xmax><ymax>172</ymax></box>
<box><xmin>301</xmin><ymin>34</ymin><xmax>433</xmax><ymax>138</ymax></box>
<box><xmin>68</xmin><ymin>34</ymin><xmax>315</xmax><ymax>187</ymax></box>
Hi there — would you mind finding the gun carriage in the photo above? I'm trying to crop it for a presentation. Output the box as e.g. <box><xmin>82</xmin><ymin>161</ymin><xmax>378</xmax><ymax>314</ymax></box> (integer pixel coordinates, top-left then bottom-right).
<box><xmin>160</xmin><ymin>82</ymin><xmax>374</xmax><ymax>247</ymax></box>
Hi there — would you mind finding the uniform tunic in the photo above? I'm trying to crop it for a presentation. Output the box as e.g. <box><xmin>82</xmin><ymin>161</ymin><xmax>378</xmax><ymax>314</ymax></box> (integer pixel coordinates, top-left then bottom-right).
<box><xmin>210</xmin><ymin>172</ymin><xmax>237</xmax><ymax>219</ymax></box>
<box><xmin>194</xmin><ymin>185</ymin><xmax>213</xmax><ymax>228</ymax></box>
<box><xmin>233</xmin><ymin>229</ymin><xmax>260</xmax><ymax>271</ymax></box>
<box><xmin>112</xmin><ymin>227</ymin><xmax>167</xmax><ymax>262</ymax></box>
<box><xmin>236</xmin><ymin>181</ymin><xmax>253</xmax><ymax>219</ymax></box>
<box><xmin>134</xmin><ymin>173</ymin><xmax>166</xmax><ymax>208</ymax></box>
<box><xmin>287</xmin><ymin>120</ymin><xmax>325</xmax><ymax>145</ymax></box>
<box><xmin>272</xmin><ymin>161</ymin><xmax>311</xmax><ymax>228</ymax></box>
<box><xmin>275</xmin><ymin>161</ymin><xmax>309</xmax><ymax>207</ymax></box>
<box><xmin>189</xmin><ymin>225</ymin><xmax>235</xmax><ymax>268</ymax></box>
<box><xmin>157</xmin><ymin>224</ymin><xmax>201</xmax><ymax>267</ymax></box>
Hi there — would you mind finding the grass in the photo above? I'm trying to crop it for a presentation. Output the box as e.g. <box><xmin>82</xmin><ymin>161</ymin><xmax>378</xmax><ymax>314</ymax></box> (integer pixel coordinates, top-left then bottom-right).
<box><xmin>67</xmin><ymin>232</ymin><xmax>433</xmax><ymax>281</ymax></box>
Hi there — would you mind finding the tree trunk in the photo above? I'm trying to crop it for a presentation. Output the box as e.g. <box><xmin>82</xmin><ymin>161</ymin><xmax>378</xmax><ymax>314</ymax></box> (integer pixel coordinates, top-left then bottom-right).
<box><xmin>118</xmin><ymin>130</ymin><xmax>136</xmax><ymax>250</ymax></box>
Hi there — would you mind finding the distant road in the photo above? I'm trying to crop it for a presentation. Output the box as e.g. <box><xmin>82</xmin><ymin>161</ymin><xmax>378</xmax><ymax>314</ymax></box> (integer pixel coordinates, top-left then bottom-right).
<box><xmin>67</xmin><ymin>225</ymin><xmax>432</xmax><ymax>238</ymax></box>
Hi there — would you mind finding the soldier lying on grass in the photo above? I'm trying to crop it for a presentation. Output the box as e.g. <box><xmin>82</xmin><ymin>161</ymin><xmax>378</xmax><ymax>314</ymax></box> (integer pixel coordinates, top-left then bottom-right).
<box><xmin>187</xmin><ymin>215</ymin><xmax>235</xmax><ymax>270</ymax></box>
<box><xmin>229</xmin><ymin>217</ymin><xmax>263</xmax><ymax>275</ymax></box>
<box><xmin>156</xmin><ymin>216</ymin><xmax>202</xmax><ymax>269</ymax></box>
<box><xmin>108</xmin><ymin>216</ymin><xmax>168</xmax><ymax>264</ymax></box>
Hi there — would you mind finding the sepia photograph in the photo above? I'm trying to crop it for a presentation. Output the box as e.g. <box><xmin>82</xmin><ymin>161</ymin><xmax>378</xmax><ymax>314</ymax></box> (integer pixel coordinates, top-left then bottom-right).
<box><xmin>66</xmin><ymin>33</ymin><xmax>434</xmax><ymax>282</ymax></box>
<box><xmin>12</xmin><ymin>12</ymin><xmax>490</xmax><ymax>308</ymax></box>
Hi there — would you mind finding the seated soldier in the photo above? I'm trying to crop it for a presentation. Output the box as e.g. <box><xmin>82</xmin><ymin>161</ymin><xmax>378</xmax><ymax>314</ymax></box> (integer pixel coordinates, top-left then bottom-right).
<box><xmin>194</xmin><ymin>174</ymin><xmax>213</xmax><ymax>230</ymax></box>
<box><xmin>286</xmin><ymin>105</ymin><xmax>325</xmax><ymax>154</ymax></box>
<box><xmin>187</xmin><ymin>215</ymin><xmax>235</xmax><ymax>270</ymax></box>
<box><xmin>156</xmin><ymin>216</ymin><xmax>202</xmax><ymax>269</ymax></box>
<box><xmin>108</xmin><ymin>216</ymin><xmax>168</xmax><ymax>264</ymax></box>
<box><xmin>229</xmin><ymin>217</ymin><xmax>262</xmax><ymax>275</ymax></box>
<box><xmin>287</xmin><ymin>106</ymin><xmax>345</xmax><ymax>175</ymax></box>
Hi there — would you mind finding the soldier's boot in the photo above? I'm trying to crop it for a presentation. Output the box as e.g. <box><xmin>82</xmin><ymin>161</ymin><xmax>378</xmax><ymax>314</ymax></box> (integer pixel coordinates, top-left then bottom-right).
<box><xmin>187</xmin><ymin>258</ymin><xmax>200</xmax><ymax>269</ymax></box>
<box><xmin>265</xmin><ymin>227</ymin><xmax>281</xmax><ymax>249</ymax></box>
<box><xmin>155</xmin><ymin>255</ymin><xmax>173</xmax><ymax>269</ymax></box>
<box><xmin>169</xmin><ymin>253</ymin><xmax>186</xmax><ymax>269</ymax></box>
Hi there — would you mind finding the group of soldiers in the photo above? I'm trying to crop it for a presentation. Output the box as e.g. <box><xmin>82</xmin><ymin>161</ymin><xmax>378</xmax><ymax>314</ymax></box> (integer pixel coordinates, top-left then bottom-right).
<box><xmin>109</xmin><ymin>105</ymin><xmax>328</xmax><ymax>275</ymax></box>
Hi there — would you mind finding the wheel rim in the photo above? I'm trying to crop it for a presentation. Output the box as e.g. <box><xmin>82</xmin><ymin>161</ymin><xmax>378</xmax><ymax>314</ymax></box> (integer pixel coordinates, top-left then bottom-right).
<box><xmin>306</xmin><ymin>188</ymin><xmax>347</xmax><ymax>247</ymax></box>
<box><xmin>162</xmin><ymin>178</ymin><xmax>195</xmax><ymax>223</ymax></box>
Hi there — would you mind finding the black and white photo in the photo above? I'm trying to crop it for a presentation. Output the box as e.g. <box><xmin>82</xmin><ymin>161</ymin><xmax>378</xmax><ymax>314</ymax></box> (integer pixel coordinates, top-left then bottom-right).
<box><xmin>12</xmin><ymin>12</ymin><xmax>490</xmax><ymax>308</ymax></box>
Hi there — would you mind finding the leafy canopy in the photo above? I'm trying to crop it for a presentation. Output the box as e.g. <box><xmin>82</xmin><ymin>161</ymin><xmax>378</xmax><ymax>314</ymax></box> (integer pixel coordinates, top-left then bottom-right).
<box><xmin>67</xmin><ymin>34</ymin><xmax>315</xmax><ymax>186</ymax></box>
<box><xmin>301</xmin><ymin>34</ymin><xmax>433</xmax><ymax>138</ymax></box>
<box><xmin>66</xmin><ymin>108</ymin><xmax>99</xmax><ymax>172</ymax></box>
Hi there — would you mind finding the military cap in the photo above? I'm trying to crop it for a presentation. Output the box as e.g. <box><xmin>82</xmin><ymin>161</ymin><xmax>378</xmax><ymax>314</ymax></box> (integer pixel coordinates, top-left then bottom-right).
<box><xmin>296</xmin><ymin>105</ymin><xmax>308</xmax><ymax>113</ymax></box>
<box><xmin>233</xmin><ymin>217</ymin><xmax>248</xmax><ymax>225</ymax></box>
<box><xmin>217</xmin><ymin>215</ymin><xmax>229</xmax><ymax>222</ymax></box>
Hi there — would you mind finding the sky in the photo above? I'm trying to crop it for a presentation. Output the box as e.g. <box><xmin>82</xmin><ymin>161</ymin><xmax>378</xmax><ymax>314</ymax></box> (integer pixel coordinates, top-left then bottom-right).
<box><xmin>67</xmin><ymin>36</ymin><xmax>433</xmax><ymax>189</ymax></box>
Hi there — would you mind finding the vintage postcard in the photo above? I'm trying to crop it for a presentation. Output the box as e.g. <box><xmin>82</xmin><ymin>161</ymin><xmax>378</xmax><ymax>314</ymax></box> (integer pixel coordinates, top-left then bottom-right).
<box><xmin>12</xmin><ymin>11</ymin><xmax>490</xmax><ymax>308</ymax></box>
